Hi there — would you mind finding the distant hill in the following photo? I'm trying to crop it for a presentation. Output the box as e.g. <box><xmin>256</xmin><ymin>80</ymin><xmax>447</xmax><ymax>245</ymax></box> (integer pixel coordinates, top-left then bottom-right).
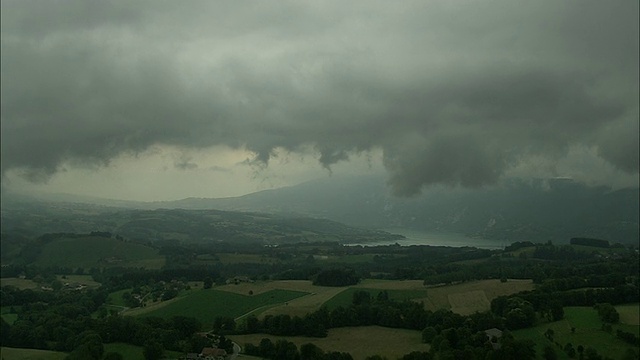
<box><xmin>3</xmin><ymin>176</ymin><xmax>638</xmax><ymax>245</ymax></box>
<box><xmin>0</xmin><ymin>203</ymin><xmax>404</xmax><ymax>247</ymax></box>
<box><xmin>146</xmin><ymin>176</ymin><xmax>640</xmax><ymax>245</ymax></box>
<box><xmin>4</xmin><ymin>233</ymin><xmax>164</xmax><ymax>268</ymax></box>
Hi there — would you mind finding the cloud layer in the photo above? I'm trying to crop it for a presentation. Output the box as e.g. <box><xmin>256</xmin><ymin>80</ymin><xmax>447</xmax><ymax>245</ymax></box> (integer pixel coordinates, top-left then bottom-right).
<box><xmin>2</xmin><ymin>0</ymin><xmax>638</xmax><ymax>195</ymax></box>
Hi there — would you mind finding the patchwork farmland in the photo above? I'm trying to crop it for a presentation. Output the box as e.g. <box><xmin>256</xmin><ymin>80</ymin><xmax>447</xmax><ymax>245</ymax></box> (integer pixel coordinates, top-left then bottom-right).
<box><xmin>119</xmin><ymin>278</ymin><xmax>536</xmax><ymax>324</ymax></box>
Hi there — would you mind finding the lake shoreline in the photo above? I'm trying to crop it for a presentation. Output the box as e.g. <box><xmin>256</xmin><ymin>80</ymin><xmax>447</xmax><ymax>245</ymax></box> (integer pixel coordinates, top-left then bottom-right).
<box><xmin>346</xmin><ymin>228</ymin><xmax>506</xmax><ymax>249</ymax></box>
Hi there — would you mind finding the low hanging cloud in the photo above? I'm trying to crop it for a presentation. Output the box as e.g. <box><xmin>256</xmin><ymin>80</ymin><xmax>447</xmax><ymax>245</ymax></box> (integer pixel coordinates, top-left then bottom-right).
<box><xmin>1</xmin><ymin>0</ymin><xmax>638</xmax><ymax>196</ymax></box>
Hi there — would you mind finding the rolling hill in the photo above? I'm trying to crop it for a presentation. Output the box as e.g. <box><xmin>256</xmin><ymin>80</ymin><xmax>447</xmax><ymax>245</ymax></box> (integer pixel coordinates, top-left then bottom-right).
<box><xmin>3</xmin><ymin>176</ymin><xmax>638</xmax><ymax>245</ymax></box>
<box><xmin>7</xmin><ymin>233</ymin><xmax>165</xmax><ymax>268</ymax></box>
<box><xmin>147</xmin><ymin>176</ymin><xmax>640</xmax><ymax>244</ymax></box>
<box><xmin>0</xmin><ymin>203</ymin><xmax>405</xmax><ymax>251</ymax></box>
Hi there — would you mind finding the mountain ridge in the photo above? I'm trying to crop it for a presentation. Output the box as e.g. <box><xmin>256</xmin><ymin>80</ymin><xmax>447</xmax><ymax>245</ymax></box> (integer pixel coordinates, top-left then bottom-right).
<box><xmin>3</xmin><ymin>175</ymin><xmax>638</xmax><ymax>244</ymax></box>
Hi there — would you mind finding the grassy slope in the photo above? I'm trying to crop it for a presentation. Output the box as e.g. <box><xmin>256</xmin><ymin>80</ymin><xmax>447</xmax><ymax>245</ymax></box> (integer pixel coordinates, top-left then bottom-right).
<box><xmin>1</xmin><ymin>312</ymin><xmax>18</xmax><ymax>325</ymax></box>
<box><xmin>513</xmin><ymin>306</ymin><xmax>640</xmax><ymax>360</ymax></box>
<box><xmin>106</xmin><ymin>288</ymin><xmax>132</xmax><ymax>308</ymax></box>
<box><xmin>322</xmin><ymin>287</ymin><xmax>430</xmax><ymax>310</ymax></box>
<box><xmin>420</xmin><ymin>279</ymin><xmax>535</xmax><ymax>314</ymax></box>
<box><xmin>33</xmin><ymin>236</ymin><xmax>164</xmax><ymax>268</ymax></box>
<box><xmin>505</xmin><ymin>244</ymin><xmax>632</xmax><ymax>259</ymax></box>
<box><xmin>616</xmin><ymin>303</ymin><xmax>640</xmax><ymax>327</ymax></box>
<box><xmin>1</xmin><ymin>306</ymin><xmax>20</xmax><ymax>325</ymax></box>
<box><xmin>128</xmin><ymin>288</ymin><xmax>308</xmax><ymax>327</ymax></box>
<box><xmin>0</xmin><ymin>347</ymin><xmax>67</xmax><ymax>360</ymax></box>
<box><xmin>215</xmin><ymin>279</ymin><xmax>533</xmax><ymax>319</ymax></box>
<box><xmin>103</xmin><ymin>343</ymin><xmax>182</xmax><ymax>360</ymax></box>
<box><xmin>56</xmin><ymin>274</ymin><xmax>101</xmax><ymax>287</ymax></box>
<box><xmin>230</xmin><ymin>326</ymin><xmax>429</xmax><ymax>360</ymax></box>
<box><xmin>0</xmin><ymin>278</ymin><xmax>39</xmax><ymax>290</ymax></box>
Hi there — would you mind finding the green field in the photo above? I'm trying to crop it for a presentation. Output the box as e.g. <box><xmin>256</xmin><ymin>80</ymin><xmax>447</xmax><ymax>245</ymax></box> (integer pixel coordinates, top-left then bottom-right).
<box><xmin>505</xmin><ymin>244</ymin><xmax>631</xmax><ymax>259</ymax></box>
<box><xmin>129</xmin><ymin>288</ymin><xmax>308</xmax><ymax>327</ymax></box>
<box><xmin>103</xmin><ymin>342</ymin><xmax>182</xmax><ymax>360</ymax></box>
<box><xmin>1</xmin><ymin>312</ymin><xmax>18</xmax><ymax>325</ymax></box>
<box><xmin>32</xmin><ymin>236</ymin><xmax>165</xmax><ymax>269</ymax></box>
<box><xmin>1</xmin><ymin>306</ymin><xmax>20</xmax><ymax>325</ymax></box>
<box><xmin>0</xmin><ymin>343</ymin><xmax>192</xmax><ymax>359</ymax></box>
<box><xmin>0</xmin><ymin>347</ymin><xmax>67</xmax><ymax>360</ymax></box>
<box><xmin>616</xmin><ymin>303</ymin><xmax>640</xmax><ymax>327</ymax></box>
<box><xmin>322</xmin><ymin>287</ymin><xmax>429</xmax><ymax>310</ymax></box>
<box><xmin>1</xmin><ymin>306</ymin><xmax>21</xmax><ymax>314</ymax></box>
<box><xmin>329</xmin><ymin>254</ymin><xmax>381</xmax><ymax>264</ymax></box>
<box><xmin>0</xmin><ymin>278</ymin><xmax>39</xmax><ymax>290</ymax></box>
<box><xmin>564</xmin><ymin>306</ymin><xmax>601</xmax><ymax>329</ymax></box>
<box><xmin>513</xmin><ymin>306</ymin><xmax>640</xmax><ymax>360</ymax></box>
<box><xmin>262</xmin><ymin>278</ymin><xmax>529</xmax><ymax>316</ymax></box>
<box><xmin>106</xmin><ymin>288</ymin><xmax>133</xmax><ymax>309</ymax></box>
<box><xmin>57</xmin><ymin>274</ymin><xmax>102</xmax><ymax>287</ymax></box>
<box><xmin>231</xmin><ymin>326</ymin><xmax>430</xmax><ymax>360</ymax></box>
<box><xmin>210</xmin><ymin>253</ymin><xmax>279</xmax><ymax>264</ymax></box>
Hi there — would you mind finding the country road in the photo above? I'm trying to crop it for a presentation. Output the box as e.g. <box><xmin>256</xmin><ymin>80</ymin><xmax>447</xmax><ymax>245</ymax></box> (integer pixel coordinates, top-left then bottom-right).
<box><xmin>228</xmin><ymin>342</ymin><xmax>241</xmax><ymax>360</ymax></box>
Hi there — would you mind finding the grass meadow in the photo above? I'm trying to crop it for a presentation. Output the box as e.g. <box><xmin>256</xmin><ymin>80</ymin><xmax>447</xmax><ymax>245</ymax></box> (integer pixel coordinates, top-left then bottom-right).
<box><xmin>0</xmin><ymin>275</ymin><xmax>101</xmax><ymax>292</ymax></box>
<box><xmin>419</xmin><ymin>279</ymin><xmax>535</xmax><ymax>314</ymax></box>
<box><xmin>1</xmin><ymin>309</ymin><xmax>18</xmax><ymax>325</ymax></box>
<box><xmin>230</xmin><ymin>326</ymin><xmax>429</xmax><ymax>360</ymax></box>
<box><xmin>211</xmin><ymin>279</ymin><xmax>534</xmax><ymax>319</ymax></box>
<box><xmin>327</xmin><ymin>254</ymin><xmax>380</xmax><ymax>264</ymax></box>
<box><xmin>106</xmin><ymin>288</ymin><xmax>131</xmax><ymax>308</ymax></box>
<box><xmin>56</xmin><ymin>274</ymin><xmax>101</xmax><ymax>288</ymax></box>
<box><xmin>103</xmin><ymin>343</ymin><xmax>182</xmax><ymax>360</ymax></box>
<box><xmin>258</xmin><ymin>289</ymin><xmax>348</xmax><ymax>319</ymax></box>
<box><xmin>616</xmin><ymin>303</ymin><xmax>640</xmax><ymax>326</ymax></box>
<box><xmin>127</xmin><ymin>288</ymin><xmax>308</xmax><ymax>327</ymax></box>
<box><xmin>33</xmin><ymin>236</ymin><xmax>164</xmax><ymax>269</ymax></box>
<box><xmin>1</xmin><ymin>306</ymin><xmax>20</xmax><ymax>322</ymax></box>
<box><xmin>310</xmin><ymin>278</ymin><xmax>535</xmax><ymax>318</ymax></box>
<box><xmin>0</xmin><ymin>347</ymin><xmax>67</xmax><ymax>360</ymax></box>
<box><xmin>0</xmin><ymin>278</ymin><xmax>39</xmax><ymax>290</ymax></box>
<box><xmin>218</xmin><ymin>280</ymin><xmax>349</xmax><ymax>319</ymax></box>
<box><xmin>214</xmin><ymin>253</ymin><xmax>280</xmax><ymax>265</ymax></box>
<box><xmin>505</xmin><ymin>244</ymin><xmax>628</xmax><ymax>258</ymax></box>
<box><xmin>322</xmin><ymin>287</ymin><xmax>430</xmax><ymax>310</ymax></box>
<box><xmin>513</xmin><ymin>306</ymin><xmax>640</xmax><ymax>360</ymax></box>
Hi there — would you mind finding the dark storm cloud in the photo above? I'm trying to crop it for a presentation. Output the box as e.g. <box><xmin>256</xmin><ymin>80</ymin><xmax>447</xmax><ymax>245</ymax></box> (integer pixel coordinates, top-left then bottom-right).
<box><xmin>1</xmin><ymin>0</ymin><xmax>638</xmax><ymax>194</ymax></box>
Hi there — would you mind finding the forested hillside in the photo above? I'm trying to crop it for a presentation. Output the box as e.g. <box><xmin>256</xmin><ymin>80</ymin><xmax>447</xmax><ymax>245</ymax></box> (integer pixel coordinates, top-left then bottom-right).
<box><xmin>151</xmin><ymin>177</ymin><xmax>640</xmax><ymax>244</ymax></box>
<box><xmin>0</xmin><ymin>203</ymin><xmax>403</xmax><ymax>247</ymax></box>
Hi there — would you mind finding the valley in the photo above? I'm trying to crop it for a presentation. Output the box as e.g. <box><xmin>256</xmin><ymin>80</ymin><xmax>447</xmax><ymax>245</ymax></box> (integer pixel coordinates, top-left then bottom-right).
<box><xmin>0</xmin><ymin>210</ymin><xmax>638</xmax><ymax>359</ymax></box>
<box><xmin>1</xmin><ymin>188</ymin><xmax>638</xmax><ymax>359</ymax></box>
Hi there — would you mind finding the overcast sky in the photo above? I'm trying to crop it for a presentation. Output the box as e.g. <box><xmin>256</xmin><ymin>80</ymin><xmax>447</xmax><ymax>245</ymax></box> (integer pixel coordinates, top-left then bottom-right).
<box><xmin>1</xmin><ymin>0</ymin><xmax>638</xmax><ymax>201</ymax></box>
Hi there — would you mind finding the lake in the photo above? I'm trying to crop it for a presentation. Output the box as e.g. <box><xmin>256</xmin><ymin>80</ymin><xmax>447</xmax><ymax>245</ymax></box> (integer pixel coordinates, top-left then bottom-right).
<box><xmin>348</xmin><ymin>228</ymin><xmax>507</xmax><ymax>249</ymax></box>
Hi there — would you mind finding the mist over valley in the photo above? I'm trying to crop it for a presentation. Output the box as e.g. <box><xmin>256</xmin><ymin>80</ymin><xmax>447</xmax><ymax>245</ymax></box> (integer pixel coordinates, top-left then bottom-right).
<box><xmin>1</xmin><ymin>0</ymin><xmax>638</xmax><ymax>358</ymax></box>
